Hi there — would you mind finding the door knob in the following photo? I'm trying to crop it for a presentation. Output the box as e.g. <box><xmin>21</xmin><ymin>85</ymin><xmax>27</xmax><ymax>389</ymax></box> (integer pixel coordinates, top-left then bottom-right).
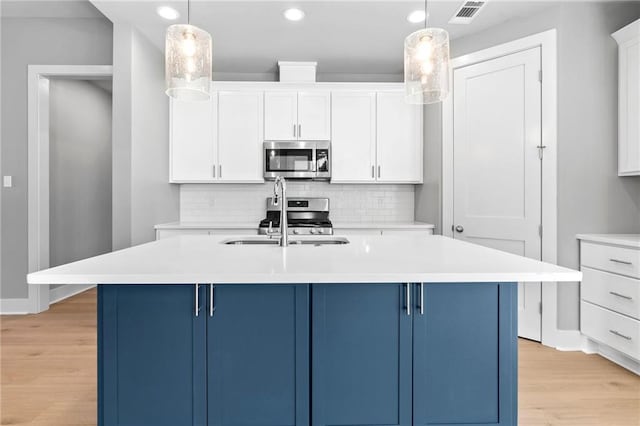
<box><xmin>454</xmin><ymin>225</ymin><xmax>464</xmax><ymax>233</ymax></box>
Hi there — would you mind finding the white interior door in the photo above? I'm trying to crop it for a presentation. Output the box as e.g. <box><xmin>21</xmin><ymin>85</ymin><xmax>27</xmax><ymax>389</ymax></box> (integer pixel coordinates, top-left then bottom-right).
<box><xmin>217</xmin><ymin>91</ymin><xmax>264</xmax><ymax>182</ymax></box>
<box><xmin>297</xmin><ymin>91</ymin><xmax>331</xmax><ymax>140</ymax></box>
<box><xmin>331</xmin><ymin>91</ymin><xmax>376</xmax><ymax>182</ymax></box>
<box><xmin>264</xmin><ymin>91</ymin><xmax>297</xmax><ymax>140</ymax></box>
<box><xmin>452</xmin><ymin>47</ymin><xmax>542</xmax><ymax>341</ymax></box>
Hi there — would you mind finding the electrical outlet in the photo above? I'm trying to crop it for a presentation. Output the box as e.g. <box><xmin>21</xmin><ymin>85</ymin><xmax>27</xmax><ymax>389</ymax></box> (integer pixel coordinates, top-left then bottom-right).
<box><xmin>3</xmin><ymin>176</ymin><xmax>12</xmax><ymax>188</ymax></box>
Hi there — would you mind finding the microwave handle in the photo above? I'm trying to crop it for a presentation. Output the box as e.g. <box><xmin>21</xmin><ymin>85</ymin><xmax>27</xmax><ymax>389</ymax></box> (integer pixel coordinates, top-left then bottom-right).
<box><xmin>312</xmin><ymin>148</ymin><xmax>317</xmax><ymax>172</ymax></box>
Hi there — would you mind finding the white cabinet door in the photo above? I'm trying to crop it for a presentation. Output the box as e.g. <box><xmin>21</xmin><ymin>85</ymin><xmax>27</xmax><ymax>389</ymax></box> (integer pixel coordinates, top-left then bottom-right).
<box><xmin>376</xmin><ymin>92</ymin><xmax>422</xmax><ymax>183</ymax></box>
<box><xmin>264</xmin><ymin>91</ymin><xmax>298</xmax><ymax>140</ymax></box>
<box><xmin>170</xmin><ymin>94</ymin><xmax>217</xmax><ymax>182</ymax></box>
<box><xmin>298</xmin><ymin>92</ymin><xmax>331</xmax><ymax>140</ymax></box>
<box><xmin>614</xmin><ymin>20</ymin><xmax>640</xmax><ymax>176</ymax></box>
<box><xmin>331</xmin><ymin>92</ymin><xmax>376</xmax><ymax>182</ymax></box>
<box><xmin>217</xmin><ymin>91</ymin><xmax>265</xmax><ymax>182</ymax></box>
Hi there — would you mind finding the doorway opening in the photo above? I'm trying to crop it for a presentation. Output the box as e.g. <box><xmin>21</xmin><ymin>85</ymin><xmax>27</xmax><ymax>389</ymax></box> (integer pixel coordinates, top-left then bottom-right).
<box><xmin>28</xmin><ymin>65</ymin><xmax>113</xmax><ymax>313</ymax></box>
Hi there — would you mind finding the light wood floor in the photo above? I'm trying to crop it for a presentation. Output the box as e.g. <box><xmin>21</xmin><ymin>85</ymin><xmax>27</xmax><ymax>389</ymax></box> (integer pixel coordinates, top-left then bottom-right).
<box><xmin>1</xmin><ymin>289</ymin><xmax>639</xmax><ymax>425</ymax></box>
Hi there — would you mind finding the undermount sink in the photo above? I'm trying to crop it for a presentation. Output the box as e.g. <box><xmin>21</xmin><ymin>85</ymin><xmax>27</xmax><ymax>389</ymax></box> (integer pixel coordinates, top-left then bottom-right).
<box><xmin>222</xmin><ymin>236</ymin><xmax>350</xmax><ymax>246</ymax></box>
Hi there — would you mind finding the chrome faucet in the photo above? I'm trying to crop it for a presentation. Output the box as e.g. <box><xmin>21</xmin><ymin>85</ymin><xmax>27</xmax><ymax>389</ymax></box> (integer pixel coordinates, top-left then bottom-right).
<box><xmin>272</xmin><ymin>176</ymin><xmax>289</xmax><ymax>247</ymax></box>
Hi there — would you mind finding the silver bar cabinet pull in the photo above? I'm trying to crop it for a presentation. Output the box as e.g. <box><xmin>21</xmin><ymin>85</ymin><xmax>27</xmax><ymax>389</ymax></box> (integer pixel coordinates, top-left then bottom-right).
<box><xmin>298</xmin><ymin>124</ymin><xmax>302</xmax><ymax>138</ymax></box>
<box><xmin>214</xmin><ymin>284</ymin><xmax>216</xmax><ymax>317</ymax></box>
<box><xmin>378</xmin><ymin>165</ymin><xmax>381</xmax><ymax>179</ymax></box>
<box><xmin>212</xmin><ymin>165</ymin><xmax>216</xmax><ymax>178</ymax></box>
<box><xmin>195</xmin><ymin>284</ymin><xmax>200</xmax><ymax>317</ymax></box>
<box><xmin>219</xmin><ymin>164</ymin><xmax>222</xmax><ymax>178</ymax></box>
<box><xmin>609</xmin><ymin>329</ymin><xmax>632</xmax><ymax>341</ymax></box>
<box><xmin>371</xmin><ymin>165</ymin><xmax>375</xmax><ymax>178</ymax></box>
<box><xmin>419</xmin><ymin>283</ymin><xmax>424</xmax><ymax>315</ymax></box>
<box><xmin>406</xmin><ymin>283</ymin><xmax>411</xmax><ymax>316</ymax></box>
<box><xmin>609</xmin><ymin>258</ymin><xmax>632</xmax><ymax>266</ymax></box>
<box><xmin>609</xmin><ymin>291</ymin><xmax>633</xmax><ymax>300</ymax></box>
<box><xmin>293</xmin><ymin>124</ymin><xmax>296</xmax><ymax>138</ymax></box>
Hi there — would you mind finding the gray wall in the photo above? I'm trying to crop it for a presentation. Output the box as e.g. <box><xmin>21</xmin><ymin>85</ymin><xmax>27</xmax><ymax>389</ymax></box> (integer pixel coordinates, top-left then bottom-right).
<box><xmin>49</xmin><ymin>79</ymin><xmax>112</xmax><ymax>286</ymax></box>
<box><xmin>0</xmin><ymin>16</ymin><xmax>112</xmax><ymax>299</ymax></box>
<box><xmin>415</xmin><ymin>104</ymin><xmax>442</xmax><ymax>233</ymax></box>
<box><xmin>112</xmin><ymin>24</ymin><xmax>179</xmax><ymax>248</ymax></box>
<box><xmin>111</xmin><ymin>23</ymin><xmax>132</xmax><ymax>251</ymax></box>
<box><xmin>417</xmin><ymin>1</ymin><xmax>640</xmax><ymax>330</ymax></box>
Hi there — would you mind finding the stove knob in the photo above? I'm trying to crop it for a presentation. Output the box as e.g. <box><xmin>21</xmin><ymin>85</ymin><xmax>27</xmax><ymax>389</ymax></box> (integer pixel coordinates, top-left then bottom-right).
<box><xmin>293</xmin><ymin>229</ymin><xmax>300</xmax><ymax>235</ymax></box>
<box><xmin>310</xmin><ymin>229</ymin><xmax>317</xmax><ymax>235</ymax></box>
<box><xmin>317</xmin><ymin>229</ymin><xmax>324</xmax><ymax>234</ymax></box>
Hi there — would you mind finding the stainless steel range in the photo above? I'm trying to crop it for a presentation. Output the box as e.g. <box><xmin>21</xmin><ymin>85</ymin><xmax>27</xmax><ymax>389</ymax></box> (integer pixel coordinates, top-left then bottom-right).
<box><xmin>258</xmin><ymin>197</ymin><xmax>333</xmax><ymax>236</ymax></box>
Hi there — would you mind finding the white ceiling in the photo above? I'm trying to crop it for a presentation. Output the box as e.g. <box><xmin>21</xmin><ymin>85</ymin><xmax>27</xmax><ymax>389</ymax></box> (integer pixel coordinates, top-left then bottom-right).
<box><xmin>2</xmin><ymin>0</ymin><xmax>559</xmax><ymax>75</ymax></box>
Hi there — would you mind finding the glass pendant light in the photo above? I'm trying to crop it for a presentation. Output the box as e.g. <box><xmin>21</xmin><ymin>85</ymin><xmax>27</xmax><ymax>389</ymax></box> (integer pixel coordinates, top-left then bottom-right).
<box><xmin>404</xmin><ymin>0</ymin><xmax>451</xmax><ymax>104</ymax></box>
<box><xmin>165</xmin><ymin>0</ymin><xmax>212</xmax><ymax>101</ymax></box>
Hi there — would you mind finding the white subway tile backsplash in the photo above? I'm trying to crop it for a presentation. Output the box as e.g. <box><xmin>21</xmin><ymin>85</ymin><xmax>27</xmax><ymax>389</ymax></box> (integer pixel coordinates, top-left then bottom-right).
<box><xmin>180</xmin><ymin>183</ymin><xmax>415</xmax><ymax>223</ymax></box>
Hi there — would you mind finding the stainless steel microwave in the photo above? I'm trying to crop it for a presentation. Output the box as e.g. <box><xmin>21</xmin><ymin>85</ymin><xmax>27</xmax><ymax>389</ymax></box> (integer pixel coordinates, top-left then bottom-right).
<box><xmin>263</xmin><ymin>141</ymin><xmax>330</xmax><ymax>180</ymax></box>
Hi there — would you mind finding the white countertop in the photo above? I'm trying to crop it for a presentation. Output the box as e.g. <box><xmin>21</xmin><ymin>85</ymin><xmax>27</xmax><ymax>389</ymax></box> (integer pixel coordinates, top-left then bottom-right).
<box><xmin>155</xmin><ymin>221</ymin><xmax>435</xmax><ymax>230</ymax></box>
<box><xmin>28</xmin><ymin>235</ymin><xmax>581</xmax><ymax>285</ymax></box>
<box><xmin>577</xmin><ymin>234</ymin><xmax>640</xmax><ymax>249</ymax></box>
<box><xmin>155</xmin><ymin>222</ymin><xmax>258</xmax><ymax>230</ymax></box>
<box><xmin>333</xmin><ymin>222</ymin><xmax>435</xmax><ymax>229</ymax></box>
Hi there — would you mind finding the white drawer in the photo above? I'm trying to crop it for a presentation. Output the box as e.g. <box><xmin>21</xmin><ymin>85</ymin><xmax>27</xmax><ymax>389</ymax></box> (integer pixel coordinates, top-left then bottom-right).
<box><xmin>581</xmin><ymin>242</ymin><xmax>640</xmax><ymax>278</ymax></box>
<box><xmin>581</xmin><ymin>301</ymin><xmax>640</xmax><ymax>360</ymax></box>
<box><xmin>582</xmin><ymin>267</ymin><xmax>640</xmax><ymax>320</ymax></box>
<box><xmin>156</xmin><ymin>229</ymin><xmax>211</xmax><ymax>240</ymax></box>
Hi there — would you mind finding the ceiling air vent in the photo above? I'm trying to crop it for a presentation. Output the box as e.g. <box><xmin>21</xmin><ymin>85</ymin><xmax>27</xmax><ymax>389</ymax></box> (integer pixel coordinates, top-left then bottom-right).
<box><xmin>449</xmin><ymin>1</ymin><xmax>487</xmax><ymax>24</ymax></box>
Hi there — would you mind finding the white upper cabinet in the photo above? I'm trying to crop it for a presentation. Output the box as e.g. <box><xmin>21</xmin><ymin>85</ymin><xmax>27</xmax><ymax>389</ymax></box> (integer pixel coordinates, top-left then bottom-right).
<box><xmin>170</xmin><ymin>83</ymin><xmax>422</xmax><ymax>184</ymax></box>
<box><xmin>264</xmin><ymin>92</ymin><xmax>298</xmax><ymax>140</ymax></box>
<box><xmin>331</xmin><ymin>91</ymin><xmax>377</xmax><ymax>182</ymax></box>
<box><xmin>217</xmin><ymin>91</ymin><xmax>265</xmax><ymax>183</ymax></box>
<box><xmin>376</xmin><ymin>92</ymin><xmax>423</xmax><ymax>183</ymax></box>
<box><xmin>264</xmin><ymin>91</ymin><xmax>331</xmax><ymax>140</ymax></box>
<box><xmin>170</xmin><ymin>93</ymin><xmax>217</xmax><ymax>182</ymax></box>
<box><xmin>613</xmin><ymin>19</ymin><xmax>640</xmax><ymax>176</ymax></box>
<box><xmin>297</xmin><ymin>92</ymin><xmax>331</xmax><ymax>140</ymax></box>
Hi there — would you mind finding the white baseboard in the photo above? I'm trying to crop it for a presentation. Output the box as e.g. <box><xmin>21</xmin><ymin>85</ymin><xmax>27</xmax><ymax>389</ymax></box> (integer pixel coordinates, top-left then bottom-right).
<box><xmin>49</xmin><ymin>284</ymin><xmax>96</xmax><ymax>305</ymax></box>
<box><xmin>553</xmin><ymin>329</ymin><xmax>584</xmax><ymax>351</ymax></box>
<box><xmin>582</xmin><ymin>337</ymin><xmax>640</xmax><ymax>375</ymax></box>
<box><xmin>0</xmin><ymin>298</ymin><xmax>32</xmax><ymax>314</ymax></box>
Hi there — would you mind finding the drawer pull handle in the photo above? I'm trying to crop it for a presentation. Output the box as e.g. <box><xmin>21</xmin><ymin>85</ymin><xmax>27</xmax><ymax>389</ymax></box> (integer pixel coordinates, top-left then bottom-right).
<box><xmin>609</xmin><ymin>258</ymin><xmax>633</xmax><ymax>266</ymax></box>
<box><xmin>609</xmin><ymin>291</ymin><xmax>633</xmax><ymax>301</ymax></box>
<box><xmin>609</xmin><ymin>330</ymin><xmax>632</xmax><ymax>341</ymax></box>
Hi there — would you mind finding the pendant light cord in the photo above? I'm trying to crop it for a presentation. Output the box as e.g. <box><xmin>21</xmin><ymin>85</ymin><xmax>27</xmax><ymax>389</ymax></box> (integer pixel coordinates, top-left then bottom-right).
<box><xmin>187</xmin><ymin>0</ymin><xmax>191</xmax><ymax>24</ymax></box>
<box><xmin>424</xmin><ymin>0</ymin><xmax>428</xmax><ymax>28</ymax></box>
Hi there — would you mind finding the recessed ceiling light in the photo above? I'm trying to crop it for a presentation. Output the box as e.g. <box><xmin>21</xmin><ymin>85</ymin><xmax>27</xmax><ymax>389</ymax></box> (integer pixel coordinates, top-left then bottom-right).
<box><xmin>284</xmin><ymin>8</ymin><xmax>305</xmax><ymax>21</ymax></box>
<box><xmin>407</xmin><ymin>10</ymin><xmax>426</xmax><ymax>23</ymax></box>
<box><xmin>157</xmin><ymin>6</ymin><xmax>180</xmax><ymax>20</ymax></box>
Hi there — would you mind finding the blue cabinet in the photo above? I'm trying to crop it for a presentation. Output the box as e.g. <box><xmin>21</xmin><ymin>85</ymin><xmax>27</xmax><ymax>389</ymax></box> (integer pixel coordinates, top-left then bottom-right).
<box><xmin>207</xmin><ymin>284</ymin><xmax>310</xmax><ymax>426</ymax></box>
<box><xmin>99</xmin><ymin>282</ymin><xmax>517</xmax><ymax>426</ymax></box>
<box><xmin>312</xmin><ymin>284</ymin><xmax>412</xmax><ymax>426</ymax></box>
<box><xmin>99</xmin><ymin>284</ymin><xmax>308</xmax><ymax>426</ymax></box>
<box><xmin>98</xmin><ymin>285</ymin><xmax>207</xmax><ymax>426</ymax></box>
<box><xmin>312</xmin><ymin>283</ymin><xmax>517</xmax><ymax>426</ymax></box>
<box><xmin>412</xmin><ymin>283</ymin><xmax>517</xmax><ymax>426</ymax></box>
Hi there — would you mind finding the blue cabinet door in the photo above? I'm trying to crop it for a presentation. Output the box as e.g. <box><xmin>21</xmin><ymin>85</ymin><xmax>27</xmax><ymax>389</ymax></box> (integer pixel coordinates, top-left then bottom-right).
<box><xmin>206</xmin><ymin>284</ymin><xmax>310</xmax><ymax>426</ymax></box>
<box><xmin>98</xmin><ymin>284</ymin><xmax>207</xmax><ymax>426</ymax></box>
<box><xmin>412</xmin><ymin>283</ymin><xmax>517</xmax><ymax>426</ymax></box>
<box><xmin>312</xmin><ymin>284</ymin><xmax>412</xmax><ymax>426</ymax></box>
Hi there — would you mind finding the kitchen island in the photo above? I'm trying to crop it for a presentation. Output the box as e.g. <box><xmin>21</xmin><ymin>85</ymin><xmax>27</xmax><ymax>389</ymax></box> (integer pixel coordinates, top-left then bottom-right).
<box><xmin>28</xmin><ymin>235</ymin><xmax>581</xmax><ymax>426</ymax></box>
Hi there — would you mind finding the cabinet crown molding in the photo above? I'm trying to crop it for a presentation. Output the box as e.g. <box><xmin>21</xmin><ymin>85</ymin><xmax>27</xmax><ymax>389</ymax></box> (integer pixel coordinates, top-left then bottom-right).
<box><xmin>612</xmin><ymin>18</ymin><xmax>640</xmax><ymax>43</ymax></box>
